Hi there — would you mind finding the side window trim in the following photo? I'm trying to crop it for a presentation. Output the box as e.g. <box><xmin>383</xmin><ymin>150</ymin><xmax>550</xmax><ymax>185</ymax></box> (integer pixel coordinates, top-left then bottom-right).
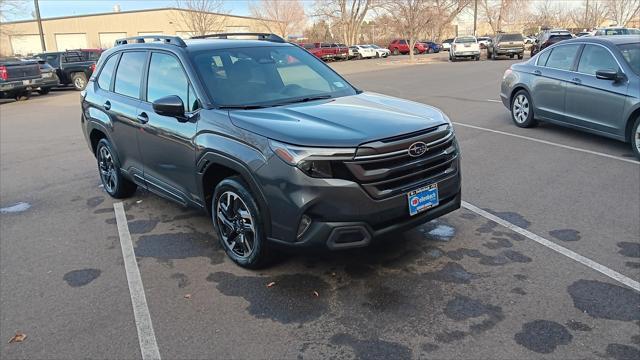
<box><xmin>574</xmin><ymin>43</ymin><xmax>625</xmax><ymax>77</ymax></box>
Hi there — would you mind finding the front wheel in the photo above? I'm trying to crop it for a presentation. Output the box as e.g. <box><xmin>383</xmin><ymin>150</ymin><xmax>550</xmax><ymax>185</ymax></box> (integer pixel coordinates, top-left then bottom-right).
<box><xmin>72</xmin><ymin>72</ymin><xmax>87</xmax><ymax>90</ymax></box>
<box><xmin>213</xmin><ymin>176</ymin><xmax>271</xmax><ymax>269</ymax></box>
<box><xmin>96</xmin><ymin>139</ymin><xmax>137</xmax><ymax>198</ymax></box>
<box><xmin>14</xmin><ymin>91</ymin><xmax>30</xmax><ymax>101</ymax></box>
<box><xmin>38</xmin><ymin>87</ymin><xmax>51</xmax><ymax>95</ymax></box>
<box><xmin>393</xmin><ymin>48</ymin><xmax>399</xmax><ymax>56</ymax></box>
<box><xmin>511</xmin><ymin>90</ymin><xmax>537</xmax><ymax>128</ymax></box>
<box><xmin>518</xmin><ymin>54</ymin><xmax>524</xmax><ymax>60</ymax></box>
<box><xmin>630</xmin><ymin>116</ymin><xmax>640</xmax><ymax>160</ymax></box>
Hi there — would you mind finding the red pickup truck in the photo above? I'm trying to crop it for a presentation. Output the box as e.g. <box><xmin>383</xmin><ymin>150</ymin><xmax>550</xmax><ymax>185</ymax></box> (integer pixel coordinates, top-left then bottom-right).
<box><xmin>388</xmin><ymin>39</ymin><xmax>427</xmax><ymax>55</ymax></box>
<box><xmin>301</xmin><ymin>43</ymin><xmax>349</xmax><ymax>61</ymax></box>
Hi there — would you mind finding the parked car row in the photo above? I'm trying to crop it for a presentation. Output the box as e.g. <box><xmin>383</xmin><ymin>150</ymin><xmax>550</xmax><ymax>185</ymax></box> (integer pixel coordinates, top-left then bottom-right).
<box><xmin>0</xmin><ymin>49</ymin><xmax>100</xmax><ymax>101</ymax></box>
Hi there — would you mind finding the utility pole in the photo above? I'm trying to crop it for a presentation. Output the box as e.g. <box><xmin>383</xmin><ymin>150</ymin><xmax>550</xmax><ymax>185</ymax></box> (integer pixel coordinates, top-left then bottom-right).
<box><xmin>473</xmin><ymin>0</ymin><xmax>478</xmax><ymax>36</ymax></box>
<box><xmin>584</xmin><ymin>0</ymin><xmax>589</xmax><ymax>30</ymax></box>
<box><xmin>34</xmin><ymin>0</ymin><xmax>46</xmax><ymax>51</ymax></box>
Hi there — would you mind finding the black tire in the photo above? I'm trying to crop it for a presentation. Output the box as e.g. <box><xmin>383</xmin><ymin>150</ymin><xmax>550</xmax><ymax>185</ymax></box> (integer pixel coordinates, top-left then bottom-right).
<box><xmin>412</xmin><ymin>48</ymin><xmax>419</xmax><ymax>55</ymax></box>
<box><xmin>357</xmin><ymin>53</ymin><xmax>363</xmax><ymax>60</ymax></box>
<box><xmin>509</xmin><ymin>54</ymin><xmax>514</xmax><ymax>59</ymax></box>
<box><xmin>630</xmin><ymin>116</ymin><xmax>640</xmax><ymax>160</ymax></box>
<box><xmin>38</xmin><ymin>87</ymin><xmax>51</xmax><ymax>95</ymax></box>
<box><xmin>491</xmin><ymin>51</ymin><xmax>497</xmax><ymax>60</ymax></box>
<box><xmin>475</xmin><ymin>55</ymin><xmax>480</xmax><ymax>61</ymax></box>
<box><xmin>14</xmin><ymin>92</ymin><xmax>29</xmax><ymax>101</ymax></box>
<box><xmin>510</xmin><ymin>90</ymin><xmax>538</xmax><ymax>128</ymax></box>
<box><xmin>71</xmin><ymin>72</ymin><xmax>88</xmax><ymax>91</ymax></box>
<box><xmin>393</xmin><ymin>48</ymin><xmax>399</xmax><ymax>55</ymax></box>
<box><xmin>213</xmin><ymin>176</ymin><xmax>270</xmax><ymax>269</ymax></box>
<box><xmin>518</xmin><ymin>54</ymin><xmax>524</xmax><ymax>60</ymax></box>
<box><xmin>96</xmin><ymin>138</ymin><xmax>137</xmax><ymax>198</ymax></box>
<box><xmin>427</xmin><ymin>48</ymin><xmax>434</xmax><ymax>54</ymax></box>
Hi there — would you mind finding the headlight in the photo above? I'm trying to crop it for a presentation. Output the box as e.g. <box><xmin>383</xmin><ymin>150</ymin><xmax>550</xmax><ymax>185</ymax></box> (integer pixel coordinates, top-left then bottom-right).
<box><xmin>269</xmin><ymin>140</ymin><xmax>356</xmax><ymax>178</ymax></box>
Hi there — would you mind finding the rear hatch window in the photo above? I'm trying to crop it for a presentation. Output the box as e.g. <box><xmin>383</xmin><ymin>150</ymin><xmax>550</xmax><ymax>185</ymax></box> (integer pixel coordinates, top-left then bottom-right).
<box><xmin>500</xmin><ymin>34</ymin><xmax>524</xmax><ymax>42</ymax></box>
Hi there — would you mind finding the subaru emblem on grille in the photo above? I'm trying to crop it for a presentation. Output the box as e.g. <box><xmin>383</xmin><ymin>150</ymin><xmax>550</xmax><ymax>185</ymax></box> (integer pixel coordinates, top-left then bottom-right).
<box><xmin>408</xmin><ymin>141</ymin><xmax>428</xmax><ymax>157</ymax></box>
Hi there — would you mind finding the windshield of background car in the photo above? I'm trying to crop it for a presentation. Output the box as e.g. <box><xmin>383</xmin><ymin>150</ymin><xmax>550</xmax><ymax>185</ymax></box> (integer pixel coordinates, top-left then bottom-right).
<box><xmin>191</xmin><ymin>45</ymin><xmax>357</xmax><ymax>107</ymax></box>
<box><xmin>549</xmin><ymin>34</ymin><xmax>572</xmax><ymax>42</ymax></box>
<box><xmin>456</xmin><ymin>37</ymin><xmax>476</xmax><ymax>43</ymax></box>
<box><xmin>618</xmin><ymin>43</ymin><xmax>640</xmax><ymax>75</ymax></box>
<box><xmin>500</xmin><ymin>34</ymin><xmax>524</xmax><ymax>41</ymax></box>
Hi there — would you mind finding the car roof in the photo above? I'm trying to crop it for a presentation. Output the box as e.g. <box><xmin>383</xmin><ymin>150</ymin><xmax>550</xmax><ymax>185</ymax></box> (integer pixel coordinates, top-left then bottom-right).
<box><xmin>563</xmin><ymin>35</ymin><xmax>639</xmax><ymax>45</ymax></box>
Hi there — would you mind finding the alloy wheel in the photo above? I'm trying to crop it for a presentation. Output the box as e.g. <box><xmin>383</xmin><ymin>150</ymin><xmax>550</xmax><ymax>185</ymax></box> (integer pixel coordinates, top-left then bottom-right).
<box><xmin>216</xmin><ymin>191</ymin><xmax>256</xmax><ymax>259</ymax></box>
<box><xmin>74</xmin><ymin>77</ymin><xmax>86</xmax><ymax>90</ymax></box>
<box><xmin>512</xmin><ymin>94</ymin><xmax>529</xmax><ymax>123</ymax></box>
<box><xmin>98</xmin><ymin>146</ymin><xmax>118</xmax><ymax>193</ymax></box>
<box><xmin>635</xmin><ymin>125</ymin><xmax>640</xmax><ymax>154</ymax></box>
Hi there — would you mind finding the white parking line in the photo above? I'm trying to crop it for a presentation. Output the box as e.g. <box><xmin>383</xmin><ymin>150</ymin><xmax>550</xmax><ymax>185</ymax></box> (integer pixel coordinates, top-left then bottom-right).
<box><xmin>453</xmin><ymin>122</ymin><xmax>640</xmax><ymax>165</ymax></box>
<box><xmin>485</xmin><ymin>99</ymin><xmax>502</xmax><ymax>103</ymax></box>
<box><xmin>462</xmin><ymin>201</ymin><xmax>640</xmax><ymax>292</ymax></box>
<box><xmin>114</xmin><ymin>202</ymin><xmax>162</xmax><ymax>360</ymax></box>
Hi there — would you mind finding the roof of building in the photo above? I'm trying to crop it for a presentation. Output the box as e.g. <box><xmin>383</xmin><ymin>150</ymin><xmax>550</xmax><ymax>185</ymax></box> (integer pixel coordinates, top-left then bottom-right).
<box><xmin>0</xmin><ymin>7</ymin><xmax>272</xmax><ymax>25</ymax></box>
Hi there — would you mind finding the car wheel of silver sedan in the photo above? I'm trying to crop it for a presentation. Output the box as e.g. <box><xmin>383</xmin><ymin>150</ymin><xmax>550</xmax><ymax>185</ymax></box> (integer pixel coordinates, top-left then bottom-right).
<box><xmin>511</xmin><ymin>90</ymin><xmax>537</xmax><ymax>128</ymax></box>
<box><xmin>631</xmin><ymin>117</ymin><xmax>640</xmax><ymax>159</ymax></box>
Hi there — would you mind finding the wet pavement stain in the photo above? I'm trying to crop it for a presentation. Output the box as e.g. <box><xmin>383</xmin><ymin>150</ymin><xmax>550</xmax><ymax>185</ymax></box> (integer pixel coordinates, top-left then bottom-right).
<box><xmin>632</xmin><ymin>335</ymin><xmax>640</xmax><ymax>345</ymax></box>
<box><xmin>514</xmin><ymin>274</ymin><xmax>528</xmax><ymax>281</ymax></box>
<box><xmin>493</xmin><ymin>230</ymin><xmax>525</xmax><ymax>242</ymax></box>
<box><xmin>567</xmin><ymin>280</ymin><xmax>640</xmax><ymax>321</ymax></box>
<box><xmin>422</xmin><ymin>262</ymin><xmax>478</xmax><ymax>284</ymax></box>
<box><xmin>476</xmin><ymin>220</ymin><xmax>498</xmax><ymax>234</ymax></box>
<box><xmin>625</xmin><ymin>262</ymin><xmax>640</xmax><ymax>269</ymax></box>
<box><xmin>86</xmin><ymin>196</ymin><xmax>104</xmax><ymax>208</ymax></box>
<box><xmin>446</xmin><ymin>248</ymin><xmax>531</xmax><ymax>266</ymax></box>
<box><xmin>63</xmin><ymin>269</ymin><xmax>101</xmax><ymax>287</ymax></box>
<box><xmin>514</xmin><ymin>320</ymin><xmax>573</xmax><ymax>354</ymax></box>
<box><xmin>439</xmin><ymin>295</ymin><xmax>505</xmax><ymax>341</ymax></box>
<box><xmin>483</xmin><ymin>237</ymin><xmax>513</xmax><ymax>249</ymax></box>
<box><xmin>171</xmin><ymin>273</ymin><xmax>190</xmax><ymax>288</ymax></box>
<box><xmin>344</xmin><ymin>263</ymin><xmax>375</xmax><ymax>279</ymax></box>
<box><xmin>128</xmin><ymin>219</ymin><xmax>158</xmax><ymax>234</ymax></box>
<box><xmin>605</xmin><ymin>344</ymin><xmax>640</xmax><ymax>360</ymax></box>
<box><xmin>362</xmin><ymin>284</ymin><xmax>411</xmax><ymax>313</ymax></box>
<box><xmin>93</xmin><ymin>208</ymin><xmax>113</xmax><ymax>214</ymax></box>
<box><xmin>421</xmin><ymin>221</ymin><xmax>456</xmax><ymax>241</ymax></box>
<box><xmin>549</xmin><ymin>229</ymin><xmax>581</xmax><ymax>242</ymax></box>
<box><xmin>207</xmin><ymin>272</ymin><xmax>330</xmax><ymax>324</ymax></box>
<box><xmin>485</xmin><ymin>209</ymin><xmax>531</xmax><ymax>229</ymax></box>
<box><xmin>105</xmin><ymin>214</ymin><xmax>134</xmax><ymax>224</ymax></box>
<box><xmin>421</xmin><ymin>343</ymin><xmax>439</xmax><ymax>352</ymax></box>
<box><xmin>435</xmin><ymin>330</ymin><xmax>467</xmax><ymax>343</ymax></box>
<box><xmin>617</xmin><ymin>242</ymin><xmax>640</xmax><ymax>258</ymax></box>
<box><xmin>511</xmin><ymin>287</ymin><xmax>527</xmax><ymax>295</ymax></box>
<box><xmin>0</xmin><ymin>202</ymin><xmax>31</xmax><ymax>214</ymax></box>
<box><xmin>134</xmin><ymin>231</ymin><xmax>224</xmax><ymax>265</ymax></box>
<box><xmin>565</xmin><ymin>320</ymin><xmax>592</xmax><ymax>332</ymax></box>
<box><xmin>330</xmin><ymin>333</ymin><xmax>411</xmax><ymax>360</ymax></box>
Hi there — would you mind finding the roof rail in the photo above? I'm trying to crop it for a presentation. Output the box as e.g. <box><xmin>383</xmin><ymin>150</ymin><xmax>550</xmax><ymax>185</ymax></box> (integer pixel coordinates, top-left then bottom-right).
<box><xmin>114</xmin><ymin>35</ymin><xmax>186</xmax><ymax>47</ymax></box>
<box><xmin>190</xmin><ymin>32</ymin><xmax>285</xmax><ymax>43</ymax></box>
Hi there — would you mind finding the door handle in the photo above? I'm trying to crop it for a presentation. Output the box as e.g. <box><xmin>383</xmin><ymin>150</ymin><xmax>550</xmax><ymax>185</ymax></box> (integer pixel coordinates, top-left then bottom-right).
<box><xmin>137</xmin><ymin>112</ymin><xmax>149</xmax><ymax>124</ymax></box>
<box><xmin>533</xmin><ymin>70</ymin><xmax>542</xmax><ymax>76</ymax></box>
<box><xmin>571</xmin><ymin>77</ymin><xmax>582</xmax><ymax>85</ymax></box>
<box><xmin>103</xmin><ymin>101</ymin><xmax>111</xmax><ymax>110</ymax></box>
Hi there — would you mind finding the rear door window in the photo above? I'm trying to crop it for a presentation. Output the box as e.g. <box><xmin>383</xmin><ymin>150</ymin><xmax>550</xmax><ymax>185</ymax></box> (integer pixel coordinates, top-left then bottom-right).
<box><xmin>536</xmin><ymin>49</ymin><xmax>551</xmax><ymax>66</ymax></box>
<box><xmin>544</xmin><ymin>44</ymin><xmax>581</xmax><ymax>71</ymax></box>
<box><xmin>97</xmin><ymin>54</ymin><xmax>119</xmax><ymax>90</ymax></box>
<box><xmin>114</xmin><ymin>51</ymin><xmax>147</xmax><ymax>98</ymax></box>
<box><xmin>577</xmin><ymin>45</ymin><xmax>619</xmax><ymax>75</ymax></box>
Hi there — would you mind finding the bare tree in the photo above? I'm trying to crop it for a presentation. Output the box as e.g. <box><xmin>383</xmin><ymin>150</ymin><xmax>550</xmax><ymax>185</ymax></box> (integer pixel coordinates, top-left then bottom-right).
<box><xmin>0</xmin><ymin>0</ymin><xmax>29</xmax><ymax>37</ymax></box>
<box><xmin>313</xmin><ymin>0</ymin><xmax>377</xmax><ymax>45</ymax></box>
<box><xmin>304</xmin><ymin>20</ymin><xmax>334</xmax><ymax>42</ymax></box>
<box><xmin>606</xmin><ymin>0</ymin><xmax>640</xmax><ymax>26</ymax></box>
<box><xmin>479</xmin><ymin>0</ymin><xmax>524</xmax><ymax>34</ymax></box>
<box><xmin>384</xmin><ymin>0</ymin><xmax>437</xmax><ymax>62</ymax></box>
<box><xmin>431</xmin><ymin>0</ymin><xmax>471</xmax><ymax>40</ymax></box>
<box><xmin>570</xmin><ymin>0</ymin><xmax>609</xmax><ymax>30</ymax></box>
<box><xmin>173</xmin><ymin>0</ymin><xmax>228</xmax><ymax>36</ymax></box>
<box><xmin>249</xmin><ymin>0</ymin><xmax>306</xmax><ymax>38</ymax></box>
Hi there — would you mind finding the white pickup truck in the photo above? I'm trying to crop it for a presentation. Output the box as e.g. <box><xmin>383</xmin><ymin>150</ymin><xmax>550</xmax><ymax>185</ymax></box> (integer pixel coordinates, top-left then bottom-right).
<box><xmin>449</xmin><ymin>36</ymin><xmax>480</xmax><ymax>61</ymax></box>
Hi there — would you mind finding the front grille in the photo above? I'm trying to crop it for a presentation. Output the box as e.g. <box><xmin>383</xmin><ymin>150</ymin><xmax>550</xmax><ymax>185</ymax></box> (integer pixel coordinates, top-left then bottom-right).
<box><xmin>344</xmin><ymin>124</ymin><xmax>458</xmax><ymax>199</ymax></box>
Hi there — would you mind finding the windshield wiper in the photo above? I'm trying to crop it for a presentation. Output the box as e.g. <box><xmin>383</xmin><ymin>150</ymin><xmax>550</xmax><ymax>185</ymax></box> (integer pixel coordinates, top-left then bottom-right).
<box><xmin>218</xmin><ymin>104</ymin><xmax>271</xmax><ymax>110</ymax></box>
<box><xmin>274</xmin><ymin>94</ymin><xmax>333</xmax><ymax>105</ymax></box>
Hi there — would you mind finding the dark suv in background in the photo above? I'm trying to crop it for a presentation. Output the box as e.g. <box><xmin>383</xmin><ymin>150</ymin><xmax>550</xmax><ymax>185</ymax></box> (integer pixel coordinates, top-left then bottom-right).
<box><xmin>82</xmin><ymin>33</ymin><xmax>461</xmax><ymax>268</ymax></box>
<box><xmin>530</xmin><ymin>29</ymin><xmax>573</xmax><ymax>56</ymax></box>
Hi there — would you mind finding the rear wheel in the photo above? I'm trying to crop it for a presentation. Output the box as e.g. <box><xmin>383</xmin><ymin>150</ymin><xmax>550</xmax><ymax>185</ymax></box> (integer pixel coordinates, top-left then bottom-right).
<box><xmin>72</xmin><ymin>72</ymin><xmax>87</xmax><ymax>90</ymax></box>
<box><xmin>96</xmin><ymin>138</ymin><xmax>137</xmax><ymax>198</ymax></box>
<box><xmin>38</xmin><ymin>87</ymin><xmax>51</xmax><ymax>95</ymax></box>
<box><xmin>427</xmin><ymin>48</ymin><xmax>434</xmax><ymax>54</ymax></box>
<box><xmin>14</xmin><ymin>91</ymin><xmax>30</xmax><ymax>101</ymax></box>
<box><xmin>491</xmin><ymin>51</ymin><xmax>497</xmax><ymax>60</ymax></box>
<box><xmin>412</xmin><ymin>48</ymin><xmax>419</xmax><ymax>55</ymax></box>
<box><xmin>511</xmin><ymin>90</ymin><xmax>537</xmax><ymax>128</ymax></box>
<box><xmin>630</xmin><ymin>116</ymin><xmax>640</xmax><ymax>159</ymax></box>
<box><xmin>518</xmin><ymin>54</ymin><xmax>524</xmax><ymax>60</ymax></box>
<box><xmin>393</xmin><ymin>48</ymin><xmax>399</xmax><ymax>55</ymax></box>
<box><xmin>213</xmin><ymin>176</ymin><xmax>270</xmax><ymax>269</ymax></box>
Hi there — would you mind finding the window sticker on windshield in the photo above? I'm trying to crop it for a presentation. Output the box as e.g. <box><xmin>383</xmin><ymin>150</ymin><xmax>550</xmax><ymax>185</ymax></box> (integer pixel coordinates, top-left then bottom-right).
<box><xmin>333</xmin><ymin>81</ymin><xmax>345</xmax><ymax>88</ymax></box>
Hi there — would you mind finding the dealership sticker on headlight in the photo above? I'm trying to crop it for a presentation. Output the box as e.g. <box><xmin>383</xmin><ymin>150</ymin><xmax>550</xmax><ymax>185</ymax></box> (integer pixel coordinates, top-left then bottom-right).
<box><xmin>408</xmin><ymin>183</ymin><xmax>439</xmax><ymax>216</ymax></box>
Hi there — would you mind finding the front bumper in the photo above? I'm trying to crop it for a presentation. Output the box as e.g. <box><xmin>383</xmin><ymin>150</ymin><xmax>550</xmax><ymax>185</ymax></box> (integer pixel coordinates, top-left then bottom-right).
<box><xmin>258</xmin><ymin>153</ymin><xmax>462</xmax><ymax>250</ymax></box>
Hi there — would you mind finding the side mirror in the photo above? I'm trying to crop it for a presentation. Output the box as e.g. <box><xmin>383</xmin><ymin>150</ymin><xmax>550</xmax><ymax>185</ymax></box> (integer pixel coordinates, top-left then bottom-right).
<box><xmin>152</xmin><ymin>95</ymin><xmax>185</xmax><ymax>119</ymax></box>
<box><xmin>595</xmin><ymin>69</ymin><xmax>621</xmax><ymax>81</ymax></box>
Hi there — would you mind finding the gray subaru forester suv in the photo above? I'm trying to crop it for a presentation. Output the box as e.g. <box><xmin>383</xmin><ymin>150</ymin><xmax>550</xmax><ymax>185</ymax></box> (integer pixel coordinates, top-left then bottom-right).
<box><xmin>82</xmin><ymin>34</ymin><xmax>461</xmax><ymax>268</ymax></box>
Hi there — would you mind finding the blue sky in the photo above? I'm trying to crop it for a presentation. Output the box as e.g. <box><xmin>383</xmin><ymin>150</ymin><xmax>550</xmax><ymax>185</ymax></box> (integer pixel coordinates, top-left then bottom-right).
<box><xmin>4</xmin><ymin>0</ymin><xmax>270</xmax><ymax>21</ymax></box>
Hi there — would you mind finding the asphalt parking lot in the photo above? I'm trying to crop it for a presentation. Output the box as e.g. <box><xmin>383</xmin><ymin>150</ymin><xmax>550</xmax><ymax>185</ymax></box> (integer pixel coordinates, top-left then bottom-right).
<box><xmin>1</xmin><ymin>52</ymin><xmax>639</xmax><ymax>359</ymax></box>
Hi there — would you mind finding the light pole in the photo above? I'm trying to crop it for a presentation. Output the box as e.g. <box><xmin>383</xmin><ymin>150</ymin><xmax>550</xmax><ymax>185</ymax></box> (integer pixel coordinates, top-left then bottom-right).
<box><xmin>34</xmin><ymin>0</ymin><xmax>46</xmax><ymax>51</ymax></box>
<box><xmin>473</xmin><ymin>0</ymin><xmax>478</xmax><ymax>36</ymax></box>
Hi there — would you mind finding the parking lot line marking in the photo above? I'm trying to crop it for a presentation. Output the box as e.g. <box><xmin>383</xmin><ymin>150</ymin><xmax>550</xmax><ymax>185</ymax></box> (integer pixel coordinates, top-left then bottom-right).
<box><xmin>485</xmin><ymin>99</ymin><xmax>502</xmax><ymax>103</ymax></box>
<box><xmin>453</xmin><ymin>122</ymin><xmax>640</xmax><ymax>165</ymax></box>
<box><xmin>462</xmin><ymin>201</ymin><xmax>640</xmax><ymax>292</ymax></box>
<box><xmin>114</xmin><ymin>202</ymin><xmax>162</xmax><ymax>360</ymax></box>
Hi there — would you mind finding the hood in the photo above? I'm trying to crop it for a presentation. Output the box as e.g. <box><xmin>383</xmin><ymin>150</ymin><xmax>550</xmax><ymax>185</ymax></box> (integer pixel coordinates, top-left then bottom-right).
<box><xmin>228</xmin><ymin>92</ymin><xmax>449</xmax><ymax>147</ymax></box>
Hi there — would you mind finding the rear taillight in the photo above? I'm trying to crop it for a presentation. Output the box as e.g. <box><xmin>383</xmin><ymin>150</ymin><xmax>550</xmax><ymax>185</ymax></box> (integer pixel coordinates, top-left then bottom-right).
<box><xmin>0</xmin><ymin>66</ymin><xmax>7</xmax><ymax>81</ymax></box>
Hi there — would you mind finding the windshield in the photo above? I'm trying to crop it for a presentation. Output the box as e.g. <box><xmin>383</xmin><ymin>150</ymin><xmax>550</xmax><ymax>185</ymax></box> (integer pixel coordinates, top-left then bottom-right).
<box><xmin>618</xmin><ymin>43</ymin><xmax>640</xmax><ymax>75</ymax></box>
<box><xmin>191</xmin><ymin>45</ymin><xmax>357</xmax><ymax>107</ymax></box>
<box><xmin>456</xmin><ymin>37</ymin><xmax>476</xmax><ymax>43</ymax></box>
<box><xmin>500</xmin><ymin>34</ymin><xmax>523</xmax><ymax>41</ymax></box>
<box><xmin>370</xmin><ymin>44</ymin><xmax>380</xmax><ymax>49</ymax></box>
